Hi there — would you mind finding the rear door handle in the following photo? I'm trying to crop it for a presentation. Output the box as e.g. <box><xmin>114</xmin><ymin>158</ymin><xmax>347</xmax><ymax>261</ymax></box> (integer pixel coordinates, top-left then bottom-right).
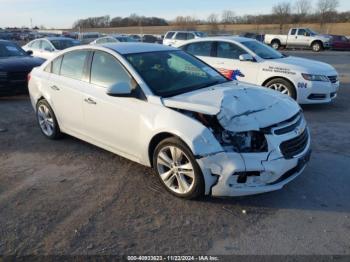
<box><xmin>84</xmin><ymin>97</ymin><xmax>97</xmax><ymax>105</ymax></box>
<box><xmin>50</xmin><ymin>85</ymin><xmax>60</xmax><ymax>91</ymax></box>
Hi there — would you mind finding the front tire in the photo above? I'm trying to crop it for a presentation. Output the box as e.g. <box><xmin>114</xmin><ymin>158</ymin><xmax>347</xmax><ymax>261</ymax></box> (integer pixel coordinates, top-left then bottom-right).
<box><xmin>265</xmin><ymin>78</ymin><xmax>297</xmax><ymax>100</ymax></box>
<box><xmin>312</xmin><ymin>41</ymin><xmax>323</xmax><ymax>52</ymax></box>
<box><xmin>153</xmin><ymin>137</ymin><xmax>204</xmax><ymax>199</ymax></box>
<box><xmin>36</xmin><ymin>99</ymin><xmax>62</xmax><ymax>139</ymax></box>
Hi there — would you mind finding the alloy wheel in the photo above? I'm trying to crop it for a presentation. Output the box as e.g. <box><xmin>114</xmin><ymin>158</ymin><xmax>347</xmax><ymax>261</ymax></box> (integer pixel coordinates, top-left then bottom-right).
<box><xmin>156</xmin><ymin>146</ymin><xmax>195</xmax><ymax>194</ymax></box>
<box><xmin>37</xmin><ymin>104</ymin><xmax>55</xmax><ymax>136</ymax></box>
<box><xmin>268</xmin><ymin>83</ymin><xmax>290</xmax><ymax>96</ymax></box>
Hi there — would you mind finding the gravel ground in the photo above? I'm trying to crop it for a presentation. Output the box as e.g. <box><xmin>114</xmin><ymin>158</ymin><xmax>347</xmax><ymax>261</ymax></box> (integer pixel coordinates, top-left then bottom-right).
<box><xmin>0</xmin><ymin>51</ymin><xmax>349</xmax><ymax>256</ymax></box>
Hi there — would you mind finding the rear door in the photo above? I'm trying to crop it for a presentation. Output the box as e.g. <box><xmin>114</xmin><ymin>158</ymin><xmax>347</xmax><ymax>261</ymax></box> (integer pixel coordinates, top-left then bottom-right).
<box><xmin>48</xmin><ymin>50</ymin><xmax>90</xmax><ymax>135</ymax></box>
<box><xmin>286</xmin><ymin>28</ymin><xmax>298</xmax><ymax>47</ymax></box>
<box><xmin>181</xmin><ymin>41</ymin><xmax>217</xmax><ymax>65</ymax></box>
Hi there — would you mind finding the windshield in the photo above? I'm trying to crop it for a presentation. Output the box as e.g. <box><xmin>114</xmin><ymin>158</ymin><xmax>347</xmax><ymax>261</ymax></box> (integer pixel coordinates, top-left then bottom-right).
<box><xmin>125</xmin><ymin>50</ymin><xmax>228</xmax><ymax>97</ymax></box>
<box><xmin>51</xmin><ymin>39</ymin><xmax>80</xmax><ymax>50</ymax></box>
<box><xmin>241</xmin><ymin>40</ymin><xmax>284</xmax><ymax>59</ymax></box>
<box><xmin>307</xmin><ymin>29</ymin><xmax>318</xmax><ymax>36</ymax></box>
<box><xmin>0</xmin><ymin>42</ymin><xmax>28</xmax><ymax>58</ymax></box>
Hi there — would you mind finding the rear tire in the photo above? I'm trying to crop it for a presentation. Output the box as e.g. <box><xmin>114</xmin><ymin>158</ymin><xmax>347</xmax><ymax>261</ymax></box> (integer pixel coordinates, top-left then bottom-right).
<box><xmin>36</xmin><ymin>99</ymin><xmax>62</xmax><ymax>140</ymax></box>
<box><xmin>271</xmin><ymin>40</ymin><xmax>281</xmax><ymax>50</ymax></box>
<box><xmin>265</xmin><ymin>78</ymin><xmax>297</xmax><ymax>100</ymax></box>
<box><xmin>153</xmin><ymin>137</ymin><xmax>204</xmax><ymax>199</ymax></box>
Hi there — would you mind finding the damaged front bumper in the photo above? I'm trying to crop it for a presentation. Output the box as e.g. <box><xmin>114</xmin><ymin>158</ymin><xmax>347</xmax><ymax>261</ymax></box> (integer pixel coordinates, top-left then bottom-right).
<box><xmin>197</xmin><ymin>125</ymin><xmax>312</xmax><ymax>197</ymax></box>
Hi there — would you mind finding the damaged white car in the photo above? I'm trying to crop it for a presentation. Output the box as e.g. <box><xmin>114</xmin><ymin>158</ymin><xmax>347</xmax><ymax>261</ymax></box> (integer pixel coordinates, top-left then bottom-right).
<box><xmin>28</xmin><ymin>43</ymin><xmax>311</xmax><ymax>199</ymax></box>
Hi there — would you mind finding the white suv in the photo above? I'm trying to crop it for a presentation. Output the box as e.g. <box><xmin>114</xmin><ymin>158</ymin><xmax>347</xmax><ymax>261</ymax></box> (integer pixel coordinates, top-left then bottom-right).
<box><xmin>163</xmin><ymin>31</ymin><xmax>207</xmax><ymax>47</ymax></box>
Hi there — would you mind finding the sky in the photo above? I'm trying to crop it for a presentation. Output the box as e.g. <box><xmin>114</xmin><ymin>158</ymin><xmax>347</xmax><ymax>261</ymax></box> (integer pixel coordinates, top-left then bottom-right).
<box><xmin>1</xmin><ymin>0</ymin><xmax>350</xmax><ymax>29</ymax></box>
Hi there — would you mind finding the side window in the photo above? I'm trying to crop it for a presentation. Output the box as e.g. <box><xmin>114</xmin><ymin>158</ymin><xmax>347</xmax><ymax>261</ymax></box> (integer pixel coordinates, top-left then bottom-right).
<box><xmin>298</xmin><ymin>29</ymin><xmax>306</xmax><ymax>36</ymax></box>
<box><xmin>52</xmin><ymin>56</ymin><xmax>63</xmax><ymax>75</ymax></box>
<box><xmin>176</xmin><ymin>33</ymin><xmax>187</xmax><ymax>40</ymax></box>
<box><xmin>290</xmin><ymin>29</ymin><xmax>297</xmax><ymax>35</ymax></box>
<box><xmin>41</xmin><ymin>40</ymin><xmax>52</xmax><ymax>51</ymax></box>
<box><xmin>187</xmin><ymin>33</ymin><xmax>195</xmax><ymax>40</ymax></box>
<box><xmin>60</xmin><ymin>51</ymin><xmax>88</xmax><ymax>80</ymax></box>
<box><xmin>165</xmin><ymin>32</ymin><xmax>175</xmax><ymax>39</ymax></box>
<box><xmin>217</xmin><ymin>42</ymin><xmax>247</xmax><ymax>59</ymax></box>
<box><xmin>90</xmin><ymin>51</ymin><xmax>131</xmax><ymax>88</ymax></box>
<box><xmin>185</xmin><ymin>42</ymin><xmax>212</xmax><ymax>57</ymax></box>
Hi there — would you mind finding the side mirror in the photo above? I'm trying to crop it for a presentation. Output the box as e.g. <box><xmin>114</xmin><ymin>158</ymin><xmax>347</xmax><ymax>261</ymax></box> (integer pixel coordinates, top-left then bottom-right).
<box><xmin>26</xmin><ymin>50</ymin><xmax>33</xmax><ymax>56</ymax></box>
<box><xmin>305</xmin><ymin>33</ymin><xmax>310</xmax><ymax>37</ymax></box>
<box><xmin>239</xmin><ymin>54</ymin><xmax>254</xmax><ymax>62</ymax></box>
<box><xmin>44</xmin><ymin>47</ymin><xmax>54</xmax><ymax>52</ymax></box>
<box><xmin>106</xmin><ymin>82</ymin><xmax>132</xmax><ymax>97</ymax></box>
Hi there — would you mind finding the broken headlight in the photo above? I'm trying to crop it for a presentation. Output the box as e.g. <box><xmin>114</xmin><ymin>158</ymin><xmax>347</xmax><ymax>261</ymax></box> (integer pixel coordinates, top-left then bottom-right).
<box><xmin>220</xmin><ymin>130</ymin><xmax>268</xmax><ymax>153</ymax></box>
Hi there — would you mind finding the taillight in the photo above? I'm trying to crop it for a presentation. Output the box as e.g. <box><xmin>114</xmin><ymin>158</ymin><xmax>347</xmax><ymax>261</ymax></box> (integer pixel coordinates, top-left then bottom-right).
<box><xmin>27</xmin><ymin>73</ymin><xmax>31</xmax><ymax>82</ymax></box>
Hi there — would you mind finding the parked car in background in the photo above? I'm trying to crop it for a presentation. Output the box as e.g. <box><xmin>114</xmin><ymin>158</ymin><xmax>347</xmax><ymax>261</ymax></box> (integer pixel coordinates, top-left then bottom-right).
<box><xmin>163</xmin><ymin>31</ymin><xmax>207</xmax><ymax>47</ymax></box>
<box><xmin>78</xmin><ymin>32</ymin><xmax>101</xmax><ymax>44</ymax></box>
<box><xmin>90</xmin><ymin>35</ymin><xmax>138</xmax><ymax>45</ymax></box>
<box><xmin>264</xmin><ymin>28</ymin><xmax>332</xmax><ymax>52</ymax></box>
<box><xmin>179</xmin><ymin>37</ymin><xmax>339</xmax><ymax>104</ymax></box>
<box><xmin>0</xmin><ymin>40</ymin><xmax>44</xmax><ymax>96</ymax></box>
<box><xmin>129</xmin><ymin>34</ymin><xmax>142</xmax><ymax>42</ymax></box>
<box><xmin>142</xmin><ymin>34</ymin><xmax>161</xmax><ymax>43</ymax></box>
<box><xmin>22</xmin><ymin>37</ymin><xmax>81</xmax><ymax>59</ymax></box>
<box><xmin>28</xmin><ymin>43</ymin><xmax>311</xmax><ymax>199</ymax></box>
<box><xmin>330</xmin><ymin>35</ymin><xmax>350</xmax><ymax>51</ymax></box>
<box><xmin>240</xmin><ymin>32</ymin><xmax>265</xmax><ymax>42</ymax></box>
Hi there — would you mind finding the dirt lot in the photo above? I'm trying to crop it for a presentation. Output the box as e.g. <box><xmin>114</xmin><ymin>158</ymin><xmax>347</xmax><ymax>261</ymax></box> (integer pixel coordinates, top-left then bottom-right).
<box><xmin>0</xmin><ymin>51</ymin><xmax>350</xmax><ymax>256</ymax></box>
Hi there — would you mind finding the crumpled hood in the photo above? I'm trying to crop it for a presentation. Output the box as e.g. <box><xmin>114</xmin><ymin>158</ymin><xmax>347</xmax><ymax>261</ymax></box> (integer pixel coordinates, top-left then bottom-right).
<box><xmin>270</xmin><ymin>56</ymin><xmax>337</xmax><ymax>75</ymax></box>
<box><xmin>163</xmin><ymin>82</ymin><xmax>300</xmax><ymax>132</ymax></box>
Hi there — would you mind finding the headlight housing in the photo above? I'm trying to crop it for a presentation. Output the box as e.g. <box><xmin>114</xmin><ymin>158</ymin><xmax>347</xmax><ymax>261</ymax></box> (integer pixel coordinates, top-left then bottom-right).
<box><xmin>220</xmin><ymin>130</ymin><xmax>268</xmax><ymax>153</ymax></box>
<box><xmin>302</xmin><ymin>73</ymin><xmax>329</xmax><ymax>82</ymax></box>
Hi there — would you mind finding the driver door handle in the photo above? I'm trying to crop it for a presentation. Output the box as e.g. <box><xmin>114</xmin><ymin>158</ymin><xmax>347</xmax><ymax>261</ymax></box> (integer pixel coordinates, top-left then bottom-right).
<box><xmin>84</xmin><ymin>97</ymin><xmax>97</xmax><ymax>105</ymax></box>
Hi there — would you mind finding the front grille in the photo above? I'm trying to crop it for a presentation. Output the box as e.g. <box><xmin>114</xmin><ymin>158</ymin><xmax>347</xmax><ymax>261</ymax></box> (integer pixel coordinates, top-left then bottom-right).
<box><xmin>8</xmin><ymin>71</ymin><xmax>29</xmax><ymax>81</ymax></box>
<box><xmin>328</xmin><ymin>75</ymin><xmax>338</xmax><ymax>83</ymax></box>
<box><xmin>280</xmin><ymin>130</ymin><xmax>309</xmax><ymax>159</ymax></box>
<box><xmin>261</xmin><ymin>111</ymin><xmax>303</xmax><ymax>135</ymax></box>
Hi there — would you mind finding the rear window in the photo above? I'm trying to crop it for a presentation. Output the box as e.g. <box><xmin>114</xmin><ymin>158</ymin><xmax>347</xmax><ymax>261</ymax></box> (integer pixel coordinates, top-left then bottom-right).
<box><xmin>60</xmin><ymin>51</ymin><xmax>88</xmax><ymax>80</ymax></box>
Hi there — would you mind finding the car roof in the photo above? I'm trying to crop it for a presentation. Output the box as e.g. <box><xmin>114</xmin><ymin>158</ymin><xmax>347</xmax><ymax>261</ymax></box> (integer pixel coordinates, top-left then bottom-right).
<box><xmin>102</xmin><ymin>43</ymin><xmax>177</xmax><ymax>55</ymax></box>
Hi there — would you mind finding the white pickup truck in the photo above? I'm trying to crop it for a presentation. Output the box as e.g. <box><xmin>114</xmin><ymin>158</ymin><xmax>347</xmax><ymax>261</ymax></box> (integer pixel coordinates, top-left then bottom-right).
<box><xmin>264</xmin><ymin>28</ymin><xmax>332</xmax><ymax>52</ymax></box>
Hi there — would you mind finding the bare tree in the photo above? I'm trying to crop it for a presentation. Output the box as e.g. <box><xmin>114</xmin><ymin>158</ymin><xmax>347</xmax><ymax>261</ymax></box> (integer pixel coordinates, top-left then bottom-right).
<box><xmin>295</xmin><ymin>0</ymin><xmax>312</xmax><ymax>16</ymax></box>
<box><xmin>316</xmin><ymin>0</ymin><xmax>339</xmax><ymax>26</ymax></box>
<box><xmin>272</xmin><ymin>2</ymin><xmax>292</xmax><ymax>33</ymax></box>
<box><xmin>207</xmin><ymin>13</ymin><xmax>219</xmax><ymax>24</ymax></box>
<box><xmin>221</xmin><ymin>10</ymin><xmax>236</xmax><ymax>24</ymax></box>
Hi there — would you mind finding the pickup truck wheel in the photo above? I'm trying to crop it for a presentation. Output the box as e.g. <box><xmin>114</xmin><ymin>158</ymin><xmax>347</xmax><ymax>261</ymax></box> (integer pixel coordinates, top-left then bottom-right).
<box><xmin>271</xmin><ymin>41</ymin><xmax>281</xmax><ymax>50</ymax></box>
<box><xmin>312</xmin><ymin>41</ymin><xmax>323</xmax><ymax>52</ymax></box>
<box><xmin>265</xmin><ymin>78</ymin><xmax>296</xmax><ymax>100</ymax></box>
<box><xmin>153</xmin><ymin>137</ymin><xmax>205</xmax><ymax>199</ymax></box>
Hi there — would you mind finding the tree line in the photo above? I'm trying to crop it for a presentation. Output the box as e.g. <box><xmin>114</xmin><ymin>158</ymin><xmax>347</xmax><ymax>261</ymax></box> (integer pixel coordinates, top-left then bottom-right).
<box><xmin>73</xmin><ymin>0</ymin><xmax>349</xmax><ymax>29</ymax></box>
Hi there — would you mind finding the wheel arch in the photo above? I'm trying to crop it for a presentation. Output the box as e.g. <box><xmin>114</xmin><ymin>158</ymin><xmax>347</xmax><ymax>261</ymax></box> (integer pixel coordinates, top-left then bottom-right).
<box><xmin>262</xmin><ymin>76</ymin><xmax>297</xmax><ymax>99</ymax></box>
<box><xmin>310</xmin><ymin>40</ymin><xmax>324</xmax><ymax>48</ymax></box>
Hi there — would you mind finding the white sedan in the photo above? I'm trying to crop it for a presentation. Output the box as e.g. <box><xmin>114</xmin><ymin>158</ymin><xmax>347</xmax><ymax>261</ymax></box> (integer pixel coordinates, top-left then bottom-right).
<box><xmin>22</xmin><ymin>37</ymin><xmax>81</xmax><ymax>60</ymax></box>
<box><xmin>179</xmin><ymin>37</ymin><xmax>340</xmax><ymax>104</ymax></box>
<box><xmin>28</xmin><ymin>43</ymin><xmax>311</xmax><ymax>199</ymax></box>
